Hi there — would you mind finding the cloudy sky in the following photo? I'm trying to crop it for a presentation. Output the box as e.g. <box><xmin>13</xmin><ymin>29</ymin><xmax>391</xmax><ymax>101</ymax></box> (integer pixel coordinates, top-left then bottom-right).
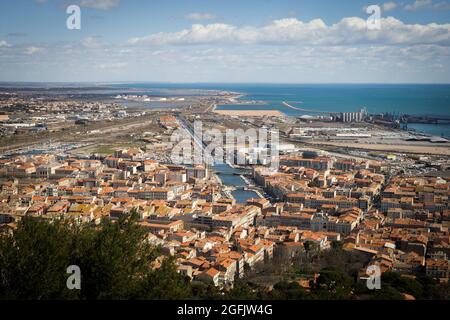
<box><xmin>0</xmin><ymin>0</ymin><xmax>450</xmax><ymax>83</ymax></box>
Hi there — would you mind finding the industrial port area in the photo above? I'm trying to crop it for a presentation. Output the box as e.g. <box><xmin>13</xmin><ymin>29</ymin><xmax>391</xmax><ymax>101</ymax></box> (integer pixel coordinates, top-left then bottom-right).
<box><xmin>1</xmin><ymin>85</ymin><xmax>449</xmax><ymax>172</ymax></box>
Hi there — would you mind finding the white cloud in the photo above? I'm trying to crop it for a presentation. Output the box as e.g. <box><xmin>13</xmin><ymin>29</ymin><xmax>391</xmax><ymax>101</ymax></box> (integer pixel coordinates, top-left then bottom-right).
<box><xmin>128</xmin><ymin>17</ymin><xmax>450</xmax><ymax>47</ymax></box>
<box><xmin>24</xmin><ymin>46</ymin><xmax>43</xmax><ymax>55</ymax></box>
<box><xmin>81</xmin><ymin>37</ymin><xmax>104</xmax><ymax>49</ymax></box>
<box><xmin>434</xmin><ymin>1</ymin><xmax>450</xmax><ymax>9</ymax></box>
<box><xmin>2</xmin><ymin>40</ymin><xmax>448</xmax><ymax>82</ymax></box>
<box><xmin>185</xmin><ymin>12</ymin><xmax>217</xmax><ymax>21</ymax></box>
<box><xmin>0</xmin><ymin>40</ymin><xmax>10</xmax><ymax>48</ymax></box>
<box><xmin>2</xmin><ymin>12</ymin><xmax>449</xmax><ymax>83</ymax></box>
<box><xmin>404</xmin><ymin>0</ymin><xmax>450</xmax><ymax>11</ymax></box>
<box><xmin>98</xmin><ymin>62</ymin><xmax>128</xmax><ymax>70</ymax></box>
<box><xmin>80</xmin><ymin>0</ymin><xmax>120</xmax><ymax>10</ymax></box>
<box><xmin>382</xmin><ymin>2</ymin><xmax>398</xmax><ymax>11</ymax></box>
<box><xmin>405</xmin><ymin>0</ymin><xmax>433</xmax><ymax>10</ymax></box>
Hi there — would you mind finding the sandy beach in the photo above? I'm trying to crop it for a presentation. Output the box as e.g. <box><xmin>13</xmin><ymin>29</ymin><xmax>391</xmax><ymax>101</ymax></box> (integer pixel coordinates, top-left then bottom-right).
<box><xmin>214</xmin><ymin>110</ymin><xmax>284</xmax><ymax>117</ymax></box>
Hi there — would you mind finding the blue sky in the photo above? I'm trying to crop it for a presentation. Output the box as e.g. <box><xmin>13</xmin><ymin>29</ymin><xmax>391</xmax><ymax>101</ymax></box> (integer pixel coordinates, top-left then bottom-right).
<box><xmin>0</xmin><ymin>0</ymin><xmax>450</xmax><ymax>83</ymax></box>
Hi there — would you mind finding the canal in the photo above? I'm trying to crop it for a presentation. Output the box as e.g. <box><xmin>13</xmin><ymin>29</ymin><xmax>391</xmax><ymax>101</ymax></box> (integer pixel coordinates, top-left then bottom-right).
<box><xmin>177</xmin><ymin>116</ymin><xmax>260</xmax><ymax>204</ymax></box>
<box><xmin>212</xmin><ymin>163</ymin><xmax>260</xmax><ymax>204</ymax></box>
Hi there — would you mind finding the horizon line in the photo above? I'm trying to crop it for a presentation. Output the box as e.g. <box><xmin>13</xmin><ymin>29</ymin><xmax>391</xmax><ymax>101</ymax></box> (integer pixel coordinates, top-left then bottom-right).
<box><xmin>1</xmin><ymin>81</ymin><xmax>450</xmax><ymax>86</ymax></box>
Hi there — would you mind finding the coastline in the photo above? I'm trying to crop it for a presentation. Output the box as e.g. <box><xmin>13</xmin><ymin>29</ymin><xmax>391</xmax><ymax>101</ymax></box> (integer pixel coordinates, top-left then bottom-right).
<box><xmin>213</xmin><ymin>109</ymin><xmax>284</xmax><ymax>117</ymax></box>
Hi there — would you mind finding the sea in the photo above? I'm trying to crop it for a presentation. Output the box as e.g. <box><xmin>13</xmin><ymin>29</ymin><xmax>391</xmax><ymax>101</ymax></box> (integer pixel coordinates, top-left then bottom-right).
<box><xmin>113</xmin><ymin>83</ymin><xmax>450</xmax><ymax>138</ymax></box>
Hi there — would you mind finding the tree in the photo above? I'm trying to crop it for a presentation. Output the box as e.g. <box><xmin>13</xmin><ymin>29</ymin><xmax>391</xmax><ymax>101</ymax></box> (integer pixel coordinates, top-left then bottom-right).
<box><xmin>269</xmin><ymin>281</ymin><xmax>310</xmax><ymax>300</ymax></box>
<box><xmin>315</xmin><ymin>268</ymin><xmax>354</xmax><ymax>299</ymax></box>
<box><xmin>73</xmin><ymin>213</ymin><xmax>160</xmax><ymax>299</ymax></box>
<box><xmin>0</xmin><ymin>213</ymin><xmax>189</xmax><ymax>300</ymax></box>
<box><xmin>224</xmin><ymin>280</ymin><xmax>259</xmax><ymax>300</ymax></box>
<box><xmin>434</xmin><ymin>283</ymin><xmax>450</xmax><ymax>300</ymax></box>
<box><xmin>371</xmin><ymin>285</ymin><xmax>404</xmax><ymax>300</ymax></box>
<box><xmin>416</xmin><ymin>276</ymin><xmax>438</xmax><ymax>299</ymax></box>
<box><xmin>0</xmin><ymin>217</ymin><xmax>80</xmax><ymax>300</ymax></box>
<box><xmin>190</xmin><ymin>279</ymin><xmax>221</xmax><ymax>300</ymax></box>
<box><xmin>330</xmin><ymin>241</ymin><xmax>343</xmax><ymax>251</ymax></box>
<box><xmin>381</xmin><ymin>272</ymin><xmax>424</xmax><ymax>299</ymax></box>
<box><xmin>140</xmin><ymin>258</ymin><xmax>192</xmax><ymax>300</ymax></box>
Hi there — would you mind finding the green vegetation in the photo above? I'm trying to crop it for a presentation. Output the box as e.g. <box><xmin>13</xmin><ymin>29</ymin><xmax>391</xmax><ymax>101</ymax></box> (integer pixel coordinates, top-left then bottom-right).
<box><xmin>91</xmin><ymin>145</ymin><xmax>119</xmax><ymax>155</ymax></box>
<box><xmin>91</xmin><ymin>143</ymin><xmax>137</xmax><ymax>155</ymax></box>
<box><xmin>0</xmin><ymin>217</ymin><xmax>449</xmax><ymax>300</ymax></box>
<box><xmin>0</xmin><ymin>213</ymin><xmax>191</xmax><ymax>300</ymax></box>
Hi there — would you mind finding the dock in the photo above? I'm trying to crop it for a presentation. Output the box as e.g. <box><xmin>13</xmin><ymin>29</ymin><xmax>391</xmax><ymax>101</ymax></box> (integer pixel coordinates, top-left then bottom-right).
<box><xmin>282</xmin><ymin>101</ymin><xmax>339</xmax><ymax>115</ymax></box>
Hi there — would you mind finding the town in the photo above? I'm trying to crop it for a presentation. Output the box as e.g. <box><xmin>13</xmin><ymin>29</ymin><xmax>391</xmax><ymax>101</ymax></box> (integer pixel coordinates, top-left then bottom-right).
<box><xmin>0</xmin><ymin>88</ymin><xmax>448</xmax><ymax>295</ymax></box>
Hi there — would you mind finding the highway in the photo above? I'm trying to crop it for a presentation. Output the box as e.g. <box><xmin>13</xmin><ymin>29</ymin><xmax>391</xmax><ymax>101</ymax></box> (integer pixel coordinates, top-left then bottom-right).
<box><xmin>176</xmin><ymin>115</ymin><xmax>213</xmax><ymax>164</ymax></box>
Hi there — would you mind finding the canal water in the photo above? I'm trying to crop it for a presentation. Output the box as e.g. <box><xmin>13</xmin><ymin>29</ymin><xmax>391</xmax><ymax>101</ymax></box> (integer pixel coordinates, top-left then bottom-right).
<box><xmin>212</xmin><ymin>163</ymin><xmax>259</xmax><ymax>204</ymax></box>
<box><xmin>178</xmin><ymin>116</ymin><xmax>260</xmax><ymax>204</ymax></box>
